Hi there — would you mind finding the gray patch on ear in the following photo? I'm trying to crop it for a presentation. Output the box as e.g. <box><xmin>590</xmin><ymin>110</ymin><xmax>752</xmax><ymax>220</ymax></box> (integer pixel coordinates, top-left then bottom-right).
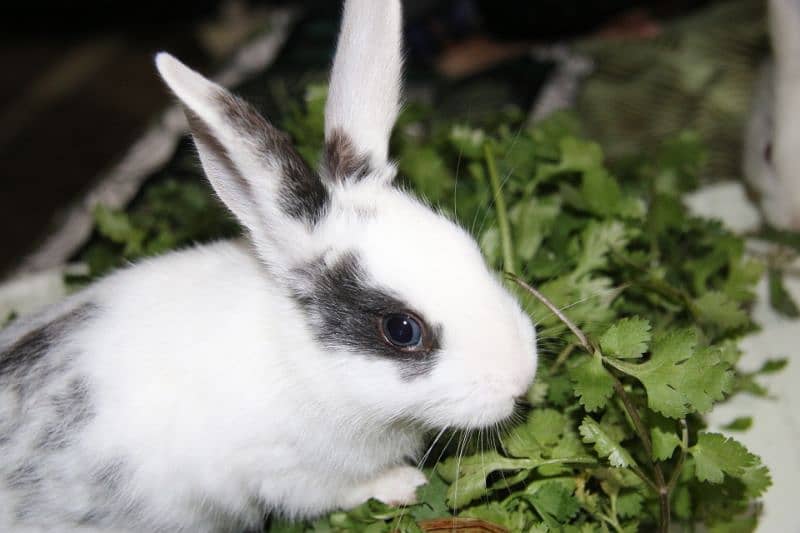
<box><xmin>323</xmin><ymin>128</ymin><xmax>372</xmax><ymax>182</ymax></box>
<box><xmin>292</xmin><ymin>252</ymin><xmax>441</xmax><ymax>379</ymax></box>
<box><xmin>185</xmin><ymin>108</ymin><xmax>255</xmax><ymax>199</ymax></box>
<box><xmin>207</xmin><ymin>91</ymin><xmax>330</xmax><ymax>225</ymax></box>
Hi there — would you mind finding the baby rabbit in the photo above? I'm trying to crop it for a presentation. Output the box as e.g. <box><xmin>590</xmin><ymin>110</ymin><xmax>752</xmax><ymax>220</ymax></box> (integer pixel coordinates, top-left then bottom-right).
<box><xmin>744</xmin><ymin>0</ymin><xmax>800</xmax><ymax>230</ymax></box>
<box><xmin>0</xmin><ymin>0</ymin><xmax>537</xmax><ymax>531</ymax></box>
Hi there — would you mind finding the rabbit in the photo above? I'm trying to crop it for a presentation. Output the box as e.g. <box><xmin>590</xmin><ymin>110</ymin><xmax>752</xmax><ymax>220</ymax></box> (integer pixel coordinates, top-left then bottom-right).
<box><xmin>744</xmin><ymin>0</ymin><xmax>800</xmax><ymax>230</ymax></box>
<box><xmin>0</xmin><ymin>0</ymin><xmax>538</xmax><ymax>531</ymax></box>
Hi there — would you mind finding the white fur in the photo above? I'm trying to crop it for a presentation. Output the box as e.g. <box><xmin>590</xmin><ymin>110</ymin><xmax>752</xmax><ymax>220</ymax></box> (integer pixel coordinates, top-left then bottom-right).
<box><xmin>0</xmin><ymin>1</ymin><xmax>537</xmax><ymax>530</ymax></box>
<box><xmin>744</xmin><ymin>0</ymin><xmax>800</xmax><ymax>229</ymax></box>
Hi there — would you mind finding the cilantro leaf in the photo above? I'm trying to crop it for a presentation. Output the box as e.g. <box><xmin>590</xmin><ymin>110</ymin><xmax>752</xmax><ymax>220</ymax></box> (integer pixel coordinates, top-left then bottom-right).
<box><xmin>599</xmin><ymin>317</ymin><xmax>652</xmax><ymax>358</ymax></box>
<box><xmin>527</xmin><ymin>482</ymin><xmax>581</xmax><ymax>526</ymax></box>
<box><xmin>741</xmin><ymin>464</ymin><xmax>772</xmax><ymax>499</ymax></box>
<box><xmin>693</xmin><ymin>291</ymin><xmax>749</xmax><ymax>332</ymax></box>
<box><xmin>409</xmin><ymin>471</ymin><xmax>450</xmax><ymax>521</ymax></box>
<box><xmin>722</xmin><ymin>417</ymin><xmax>753</xmax><ymax>431</ymax></box>
<box><xmin>572</xmin><ymin>220</ymin><xmax>629</xmax><ymax>278</ymax></box>
<box><xmin>616</xmin><ymin>492</ymin><xmax>644</xmax><ymax>519</ymax></box>
<box><xmin>768</xmin><ymin>268</ymin><xmax>800</xmax><ymax>318</ymax></box>
<box><xmin>568</xmin><ymin>355</ymin><xmax>615</xmax><ymax>412</ymax></box>
<box><xmin>651</xmin><ymin>425</ymin><xmax>682</xmax><ymax>461</ymax></box>
<box><xmin>689</xmin><ymin>433</ymin><xmax>757</xmax><ymax>484</ymax></box>
<box><xmin>579</xmin><ymin>417</ymin><xmax>636</xmax><ymax>468</ymax></box>
<box><xmin>756</xmin><ymin>358</ymin><xmax>788</xmax><ymax>374</ymax></box>
<box><xmin>609</xmin><ymin>330</ymin><xmax>733</xmax><ymax>418</ymax></box>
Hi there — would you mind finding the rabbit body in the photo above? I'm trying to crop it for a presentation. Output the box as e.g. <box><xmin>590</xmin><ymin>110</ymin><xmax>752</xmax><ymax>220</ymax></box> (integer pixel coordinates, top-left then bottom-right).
<box><xmin>0</xmin><ymin>241</ymin><xmax>429</xmax><ymax>532</ymax></box>
<box><xmin>0</xmin><ymin>0</ymin><xmax>537</xmax><ymax>530</ymax></box>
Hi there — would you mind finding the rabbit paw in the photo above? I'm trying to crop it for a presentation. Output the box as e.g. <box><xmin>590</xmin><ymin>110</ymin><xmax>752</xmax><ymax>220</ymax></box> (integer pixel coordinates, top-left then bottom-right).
<box><xmin>341</xmin><ymin>466</ymin><xmax>427</xmax><ymax>508</ymax></box>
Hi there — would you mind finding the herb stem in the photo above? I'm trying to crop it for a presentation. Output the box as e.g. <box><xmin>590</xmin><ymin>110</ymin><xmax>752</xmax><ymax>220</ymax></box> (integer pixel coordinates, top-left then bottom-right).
<box><xmin>485</xmin><ymin>142</ymin><xmax>516</xmax><ymax>276</ymax></box>
<box><xmin>550</xmin><ymin>343</ymin><xmax>577</xmax><ymax>375</ymax></box>
<box><xmin>667</xmin><ymin>419</ymin><xmax>689</xmax><ymax>491</ymax></box>
<box><xmin>612</xmin><ymin>376</ymin><xmax>670</xmax><ymax>532</ymax></box>
<box><xmin>507</xmin><ymin>274</ymin><xmax>591</xmax><ymax>352</ymax></box>
<box><xmin>631</xmin><ymin>464</ymin><xmax>660</xmax><ymax>493</ymax></box>
<box><xmin>611</xmin><ymin>379</ymin><xmax>653</xmax><ymax>458</ymax></box>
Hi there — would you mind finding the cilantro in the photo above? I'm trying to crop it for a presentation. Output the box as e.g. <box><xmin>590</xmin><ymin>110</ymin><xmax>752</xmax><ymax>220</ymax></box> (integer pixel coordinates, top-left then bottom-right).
<box><xmin>693</xmin><ymin>291</ymin><xmax>750</xmax><ymax>332</ymax></box>
<box><xmin>608</xmin><ymin>329</ymin><xmax>733</xmax><ymax>418</ymax></box>
<box><xmin>768</xmin><ymin>268</ymin><xmax>800</xmax><ymax>318</ymax></box>
<box><xmin>616</xmin><ymin>492</ymin><xmax>644</xmax><ymax>519</ymax></box>
<box><xmin>756</xmin><ymin>358</ymin><xmax>788</xmax><ymax>374</ymax></box>
<box><xmin>690</xmin><ymin>433</ymin><xmax>758</xmax><ymax>484</ymax></box>
<box><xmin>650</xmin><ymin>424</ymin><xmax>682</xmax><ymax>461</ymax></box>
<box><xmin>527</xmin><ymin>481</ymin><xmax>581</xmax><ymax>526</ymax></box>
<box><xmin>722</xmin><ymin>417</ymin><xmax>753</xmax><ymax>432</ymax></box>
<box><xmin>568</xmin><ymin>355</ymin><xmax>615</xmax><ymax>412</ymax></box>
<box><xmin>599</xmin><ymin>317</ymin><xmax>652</xmax><ymax>359</ymax></box>
<box><xmin>579</xmin><ymin>417</ymin><xmax>636</xmax><ymax>468</ymax></box>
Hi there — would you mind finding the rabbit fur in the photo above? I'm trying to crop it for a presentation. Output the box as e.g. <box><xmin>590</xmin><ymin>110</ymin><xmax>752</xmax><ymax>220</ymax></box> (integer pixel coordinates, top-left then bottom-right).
<box><xmin>744</xmin><ymin>0</ymin><xmax>800</xmax><ymax>230</ymax></box>
<box><xmin>0</xmin><ymin>0</ymin><xmax>537</xmax><ymax>531</ymax></box>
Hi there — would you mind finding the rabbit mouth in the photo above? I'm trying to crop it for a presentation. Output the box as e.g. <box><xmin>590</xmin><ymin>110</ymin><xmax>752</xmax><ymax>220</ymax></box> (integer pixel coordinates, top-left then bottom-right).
<box><xmin>435</xmin><ymin>395</ymin><xmax>521</xmax><ymax>431</ymax></box>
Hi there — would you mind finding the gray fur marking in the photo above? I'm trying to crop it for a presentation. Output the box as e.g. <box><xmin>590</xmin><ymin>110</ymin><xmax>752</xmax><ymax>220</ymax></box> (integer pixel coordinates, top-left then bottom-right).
<box><xmin>323</xmin><ymin>128</ymin><xmax>372</xmax><ymax>182</ymax></box>
<box><xmin>35</xmin><ymin>378</ymin><xmax>93</xmax><ymax>450</ymax></box>
<box><xmin>292</xmin><ymin>252</ymin><xmax>441</xmax><ymax>379</ymax></box>
<box><xmin>0</xmin><ymin>304</ymin><xmax>93</xmax><ymax>378</ymax></box>
<box><xmin>0</xmin><ymin>303</ymin><xmax>119</xmax><ymax>527</ymax></box>
<box><xmin>217</xmin><ymin>90</ymin><xmax>329</xmax><ymax>225</ymax></box>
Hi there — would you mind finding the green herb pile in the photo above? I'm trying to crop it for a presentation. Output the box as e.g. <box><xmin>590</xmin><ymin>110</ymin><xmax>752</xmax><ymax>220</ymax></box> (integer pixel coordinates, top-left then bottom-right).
<box><xmin>77</xmin><ymin>86</ymin><xmax>785</xmax><ymax>533</ymax></box>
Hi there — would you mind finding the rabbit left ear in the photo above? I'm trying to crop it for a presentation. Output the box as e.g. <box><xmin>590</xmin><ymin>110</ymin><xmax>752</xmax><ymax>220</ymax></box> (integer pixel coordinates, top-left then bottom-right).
<box><xmin>155</xmin><ymin>53</ymin><xmax>328</xmax><ymax>273</ymax></box>
<box><xmin>323</xmin><ymin>0</ymin><xmax>404</xmax><ymax>181</ymax></box>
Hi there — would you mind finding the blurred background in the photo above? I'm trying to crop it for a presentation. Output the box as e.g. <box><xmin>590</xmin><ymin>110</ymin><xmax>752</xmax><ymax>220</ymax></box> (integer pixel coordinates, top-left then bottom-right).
<box><xmin>0</xmin><ymin>0</ymin><xmax>766</xmax><ymax>277</ymax></box>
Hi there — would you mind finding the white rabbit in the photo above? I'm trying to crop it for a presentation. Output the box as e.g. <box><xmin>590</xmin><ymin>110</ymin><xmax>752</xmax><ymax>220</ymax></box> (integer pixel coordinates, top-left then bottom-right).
<box><xmin>744</xmin><ymin>0</ymin><xmax>800</xmax><ymax>230</ymax></box>
<box><xmin>0</xmin><ymin>0</ymin><xmax>537</xmax><ymax>531</ymax></box>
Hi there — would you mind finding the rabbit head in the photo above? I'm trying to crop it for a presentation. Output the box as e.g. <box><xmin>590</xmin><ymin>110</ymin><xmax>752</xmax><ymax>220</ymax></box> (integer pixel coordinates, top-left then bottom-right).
<box><xmin>155</xmin><ymin>0</ymin><xmax>537</xmax><ymax>430</ymax></box>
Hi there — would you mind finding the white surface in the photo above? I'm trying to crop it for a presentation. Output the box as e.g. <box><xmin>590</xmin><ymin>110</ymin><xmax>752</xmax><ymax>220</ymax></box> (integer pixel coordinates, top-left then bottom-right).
<box><xmin>685</xmin><ymin>181</ymin><xmax>762</xmax><ymax>233</ymax></box>
<box><xmin>687</xmin><ymin>181</ymin><xmax>800</xmax><ymax>532</ymax></box>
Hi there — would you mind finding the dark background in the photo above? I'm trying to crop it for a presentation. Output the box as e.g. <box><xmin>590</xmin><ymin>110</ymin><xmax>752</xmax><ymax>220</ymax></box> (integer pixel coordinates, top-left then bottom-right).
<box><xmin>0</xmin><ymin>0</ymin><xmax>704</xmax><ymax>275</ymax></box>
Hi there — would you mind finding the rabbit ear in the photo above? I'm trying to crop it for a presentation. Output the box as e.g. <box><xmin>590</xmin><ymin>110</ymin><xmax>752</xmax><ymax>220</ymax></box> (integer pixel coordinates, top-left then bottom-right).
<box><xmin>155</xmin><ymin>53</ymin><xmax>328</xmax><ymax>272</ymax></box>
<box><xmin>324</xmin><ymin>0</ymin><xmax>403</xmax><ymax>180</ymax></box>
<box><xmin>769</xmin><ymin>0</ymin><xmax>800</xmax><ymax>204</ymax></box>
<box><xmin>770</xmin><ymin>0</ymin><xmax>800</xmax><ymax>78</ymax></box>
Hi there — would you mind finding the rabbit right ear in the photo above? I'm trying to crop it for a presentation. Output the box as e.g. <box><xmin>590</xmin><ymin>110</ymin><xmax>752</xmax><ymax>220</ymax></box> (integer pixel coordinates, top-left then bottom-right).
<box><xmin>324</xmin><ymin>0</ymin><xmax>403</xmax><ymax>181</ymax></box>
<box><xmin>155</xmin><ymin>53</ymin><xmax>328</xmax><ymax>275</ymax></box>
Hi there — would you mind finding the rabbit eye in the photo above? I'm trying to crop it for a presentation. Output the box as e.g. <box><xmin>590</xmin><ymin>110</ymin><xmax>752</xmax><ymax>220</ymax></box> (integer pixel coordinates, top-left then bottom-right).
<box><xmin>381</xmin><ymin>313</ymin><xmax>423</xmax><ymax>348</ymax></box>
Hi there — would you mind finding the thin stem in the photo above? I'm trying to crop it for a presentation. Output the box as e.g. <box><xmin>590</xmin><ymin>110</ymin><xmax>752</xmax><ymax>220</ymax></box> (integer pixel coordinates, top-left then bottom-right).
<box><xmin>485</xmin><ymin>142</ymin><xmax>516</xmax><ymax>276</ymax></box>
<box><xmin>611</xmin><ymin>379</ymin><xmax>653</xmax><ymax>458</ymax></box>
<box><xmin>612</xmin><ymin>377</ymin><xmax>670</xmax><ymax>533</ymax></box>
<box><xmin>507</xmin><ymin>273</ymin><xmax>591</xmax><ymax>352</ymax></box>
<box><xmin>550</xmin><ymin>343</ymin><xmax>577</xmax><ymax>375</ymax></box>
<box><xmin>667</xmin><ymin>419</ymin><xmax>689</xmax><ymax>492</ymax></box>
<box><xmin>631</xmin><ymin>464</ymin><xmax>660</xmax><ymax>493</ymax></box>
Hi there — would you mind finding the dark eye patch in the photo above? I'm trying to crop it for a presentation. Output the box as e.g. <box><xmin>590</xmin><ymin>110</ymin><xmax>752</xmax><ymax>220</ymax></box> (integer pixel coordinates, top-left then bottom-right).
<box><xmin>291</xmin><ymin>252</ymin><xmax>441</xmax><ymax>379</ymax></box>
